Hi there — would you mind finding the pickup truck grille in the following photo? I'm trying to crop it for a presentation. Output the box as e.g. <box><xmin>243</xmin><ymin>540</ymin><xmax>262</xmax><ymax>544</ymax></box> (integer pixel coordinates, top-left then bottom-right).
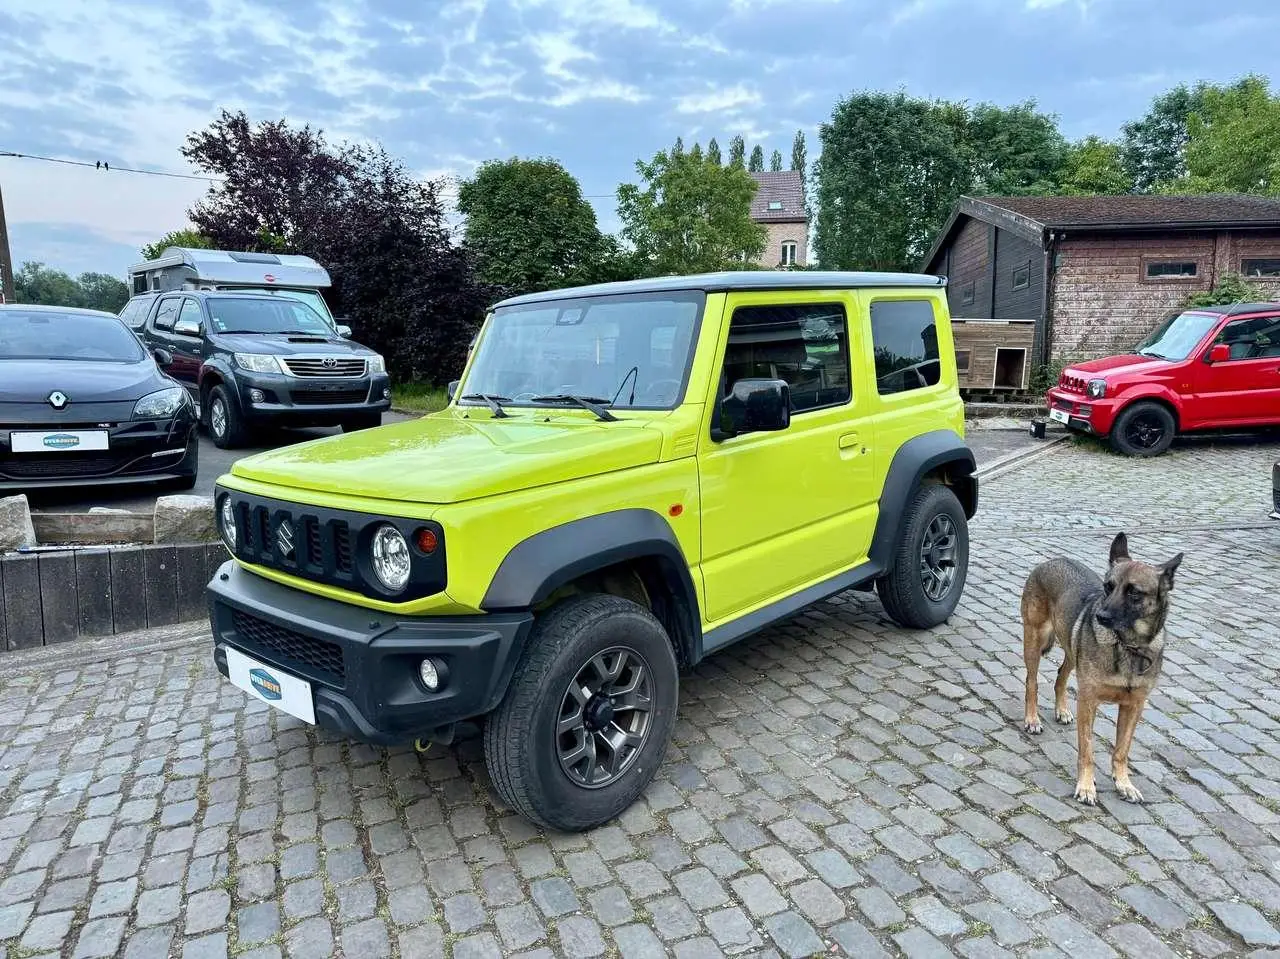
<box><xmin>292</xmin><ymin>388</ymin><xmax>369</xmax><ymax>406</ymax></box>
<box><xmin>282</xmin><ymin>357</ymin><xmax>367</xmax><ymax>377</ymax></box>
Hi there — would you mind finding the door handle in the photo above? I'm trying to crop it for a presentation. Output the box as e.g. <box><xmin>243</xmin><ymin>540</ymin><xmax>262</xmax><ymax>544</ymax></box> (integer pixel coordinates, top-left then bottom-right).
<box><xmin>838</xmin><ymin>433</ymin><xmax>864</xmax><ymax>452</ymax></box>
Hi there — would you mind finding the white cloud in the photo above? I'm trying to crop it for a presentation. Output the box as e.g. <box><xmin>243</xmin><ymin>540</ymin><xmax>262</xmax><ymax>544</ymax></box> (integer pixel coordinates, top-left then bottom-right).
<box><xmin>676</xmin><ymin>84</ymin><xmax>761</xmax><ymax>114</ymax></box>
<box><xmin>548</xmin><ymin>80</ymin><xmax>648</xmax><ymax>107</ymax></box>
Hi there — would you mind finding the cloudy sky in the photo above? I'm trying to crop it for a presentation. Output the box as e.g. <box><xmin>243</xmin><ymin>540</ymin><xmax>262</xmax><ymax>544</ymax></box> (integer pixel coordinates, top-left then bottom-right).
<box><xmin>1</xmin><ymin>0</ymin><xmax>1276</xmax><ymax>282</ymax></box>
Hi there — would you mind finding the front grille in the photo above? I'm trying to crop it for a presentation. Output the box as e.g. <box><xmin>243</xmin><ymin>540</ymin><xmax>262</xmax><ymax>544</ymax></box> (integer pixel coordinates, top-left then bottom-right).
<box><xmin>232</xmin><ymin>610</ymin><xmax>345</xmax><ymax>686</ymax></box>
<box><xmin>1</xmin><ymin>454</ymin><xmax>122</xmax><ymax>478</ymax></box>
<box><xmin>283</xmin><ymin>357</ymin><xmax>367</xmax><ymax>377</ymax></box>
<box><xmin>237</xmin><ymin>501</ymin><xmax>356</xmax><ymax>582</ymax></box>
<box><xmin>292</xmin><ymin>388</ymin><xmax>369</xmax><ymax>405</ymax></box>
<box><xmin>1058</xmin><ymin>373</ymin><xmax>1087</xmax><ymax>394</ymax></box>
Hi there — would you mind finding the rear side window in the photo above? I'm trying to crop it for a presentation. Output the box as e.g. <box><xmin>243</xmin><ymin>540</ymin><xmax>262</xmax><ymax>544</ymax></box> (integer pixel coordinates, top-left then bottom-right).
<box><xmin>118</xmin><ymin>299</ymin><xmax>142</xmax><ymax>326</ymax></box>
<box><xmin>153</xmin><ymin>298</ymin><xmax>180</xmax><ymax>332</ymax></box>
<box><xmin>724</xmin><ymin>303</ymin><xmax>850</xmax><ymax>413</ymax></box>
<box><xmin>1215</xmin><ymin>315</ymin><xmax>1280</xmax><ymax>360</ymax></box>
<box><xmin>870</xmin><ymin>299</ymin><xmax>942</xmax><ymax>395</ymax></box>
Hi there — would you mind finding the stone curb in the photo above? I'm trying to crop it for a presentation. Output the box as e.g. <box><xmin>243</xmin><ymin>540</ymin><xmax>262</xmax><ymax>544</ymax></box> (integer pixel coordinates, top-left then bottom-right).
<box><xmin>975</xmin><ymin>432</ymin><xmax>1071</xmax><ymax>480</ymax></box>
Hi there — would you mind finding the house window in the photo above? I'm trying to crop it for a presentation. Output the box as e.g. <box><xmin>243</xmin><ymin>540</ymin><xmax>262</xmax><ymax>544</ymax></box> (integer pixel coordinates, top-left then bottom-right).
<box><xmin>723</xmin><ymin>303</ymin><xmax>850</xmax><ymax>413</ymax></box>
<box><xmin>960</xmin><ymin>281</ymin><xmax>975</xmax><ymax>307</ymax></box>
<box><xmin>870</xmin><ymin>299</ymin><xmax>941</xmax><ymax>395</ymax></box>
<box><xmin>1145</xmin><ymin>260</ymin><xmax>1198</xmax><ymax>280</ymax></box>
<box><xmin>781</xmin><ymin>241</ymin><xmax>797</xmax><ymax>267</ymax></box>
<box><xmin>1242</xmin><ymin>258</ymin><xmax>1280</xmax><ymax>278</ymax></box>
<box><xmin>955</xmin><ymin>349</ymin><xmax>971</xmax><ymax>374</ymax></box>
<box><xmin>768</xmin><ymin>201</ymin><xmax>783</xmax><ymax>211</ymax></box>
<box><xmin>1011</xmin><ymin>261</ymin><xmax>1031</xmax><ymax>291</ymax></box>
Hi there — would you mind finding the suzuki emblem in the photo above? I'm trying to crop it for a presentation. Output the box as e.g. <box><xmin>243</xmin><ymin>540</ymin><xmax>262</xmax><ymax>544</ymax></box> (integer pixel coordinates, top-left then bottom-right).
<box><xmin>275</xmin><ymin>518</ymin><xmax>296</xmax><ymax>559</ymax></box>
<box><xmin>47</xmin><ymin>391</ymin><xmax>69</xmax><ymax>409</ymax></box>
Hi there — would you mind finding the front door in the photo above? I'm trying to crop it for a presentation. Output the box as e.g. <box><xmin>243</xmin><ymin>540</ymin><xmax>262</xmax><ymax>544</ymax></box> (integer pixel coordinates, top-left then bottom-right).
<box><xmin>1193</xmin><ymin>313</ymin><xmax>1280</xmax><ymax>426</ymax></box>
<box><xmin>697</xmin><ymin>292</ymin><xmax>878</xmax><ymax>629</ymax></box>
<box><xmin>168</xmin><ymin>297</ymin><xmax>207</xmax><ymax>389</ymax></box>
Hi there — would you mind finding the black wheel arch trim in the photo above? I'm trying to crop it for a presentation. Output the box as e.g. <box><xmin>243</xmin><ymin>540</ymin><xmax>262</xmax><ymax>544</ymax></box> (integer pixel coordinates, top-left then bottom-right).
<box><xmin>869</xmin><ymin>429</ymin><xmax>977</xmax><ymax>573</ymax></box>
<box><xmin>480</xmin><ymin>508</ymin><xmax>702</xmax><ymax>665</ymax></box>
<box><xmin>200</xmin><ymin>359</ymin><xmax>242</xmax><ymax>410</ymax></box>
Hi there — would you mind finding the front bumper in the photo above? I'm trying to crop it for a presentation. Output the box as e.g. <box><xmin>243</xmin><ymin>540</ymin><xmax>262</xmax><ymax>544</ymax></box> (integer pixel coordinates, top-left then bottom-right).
<box><xmin>0</xmin><ymin>411</ymin><xmax>198</xmax><ymax>490</ymax></box>
<box><xmin>208</xmin><ymin>560</ymin><xmax>533</xmax><ymax>746</ymax></box>
<box><xmin>1045</xmin><ymin>389</ymin><xmax>1119</xmax><ymax>435</ymax></box>
<box><xmin>233</xmin><ymin>371</ymin><xmax>392</xmax><ymax>423</ymax></box>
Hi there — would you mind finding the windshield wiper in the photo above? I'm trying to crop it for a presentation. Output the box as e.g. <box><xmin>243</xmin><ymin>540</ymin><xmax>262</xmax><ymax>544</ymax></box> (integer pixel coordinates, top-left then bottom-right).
<box><xmin>1137</xmin><ymin>349</ymin><xmax>1167</xmax><ymax>359</ymax></box>
<box><xmin>530</xmin><ymin>394</ymin><xmax>618</xmax><ymax>422</ymax></box>
<box><xmin>460</xmin><ymin>393</ymin><xmax>511</xmax><ymax>418</ymax></box>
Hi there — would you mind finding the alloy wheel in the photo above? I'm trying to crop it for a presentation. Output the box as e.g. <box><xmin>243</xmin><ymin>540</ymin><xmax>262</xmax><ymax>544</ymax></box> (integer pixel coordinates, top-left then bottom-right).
<box><xmin>556</xmin><ymin>646</ymin><xmax>653</xmax><ymax>789</ymax></box>
<box><xmin>919</xmin><ymin>513</ymin><xmax>958</xmax><ymax>602</ymax></box>
<box><xmin>210</xmin><ymin>398</ymin><xmax>227</xmax><ymax>438</ymax></box>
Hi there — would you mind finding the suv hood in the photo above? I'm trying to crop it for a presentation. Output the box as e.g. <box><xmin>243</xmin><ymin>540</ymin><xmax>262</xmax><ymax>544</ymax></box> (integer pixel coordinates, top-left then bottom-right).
<box><xmin>1065</xmin><ymin>354</ymin><xmax>1172</xmax><ymax>377</ymax></box>
<box><xmin>229</xmin><ymin>414</ymin><xmax>664</xmax><ymax>504</ymax></box>
<box><xmin>210</xmin><ymin>333</ymin><xmax>374</xmax><ymax>356</ymax></box>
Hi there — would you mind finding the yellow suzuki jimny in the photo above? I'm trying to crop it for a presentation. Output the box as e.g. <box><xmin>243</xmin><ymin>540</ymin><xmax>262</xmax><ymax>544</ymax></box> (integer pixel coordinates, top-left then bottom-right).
<box><xmin>207</xmin><ymin>270</ymin><xmax>977</xmax><ymax>831</ymax></box>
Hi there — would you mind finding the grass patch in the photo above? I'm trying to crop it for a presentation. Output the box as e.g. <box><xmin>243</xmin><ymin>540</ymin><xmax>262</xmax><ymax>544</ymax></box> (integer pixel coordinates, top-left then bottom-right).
<box><xmin>392</xmin><ymin>382</ymin><xmax>449</xmax><ymax>414</ymax></box>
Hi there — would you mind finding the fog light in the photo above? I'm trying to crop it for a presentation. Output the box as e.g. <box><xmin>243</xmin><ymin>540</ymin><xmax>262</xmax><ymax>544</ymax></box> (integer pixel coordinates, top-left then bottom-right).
<box><xmin>419</xmin><ymin>659</ymin><xmax>440</xmax><ymax>691</ymax></box>
<box><xmin>382</xmin><ymin>388</ymin><xmax>391</xmax><ymax>399</ymax></box>
<box><xmin>249</xmin><ymin>388</ymin><xmax>266</xmax><ymax>403</ymax></box>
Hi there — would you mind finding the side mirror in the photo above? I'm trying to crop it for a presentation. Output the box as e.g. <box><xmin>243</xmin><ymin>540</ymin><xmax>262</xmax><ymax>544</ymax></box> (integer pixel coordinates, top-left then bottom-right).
<box><xmin>153</xmin><ymin>348</ymin><xmax>173</xmax><ymax>368</ymax></box>
<box><xmin>336</xmin><ymin>324</ymin><xmax>352</xmax><ymax>338</ymax></box>
<box><xmin>447</xmin><ymin>380</ymin><xmax>460</xmax><ymax>401</ymax></box>
<box><xmin>1207</xmin><ymin>343</ymin><xmax>1230</xmax><ymax>364</ymax></box>
<box><xmin>174</xmin><ymin>318</ymin><xmax>201</xmax><ymax>337</ymax></box>
<box><xmin>713</xmin><ymin>378</ymin><xmax>791</xmax><ymax>441</ymax></box>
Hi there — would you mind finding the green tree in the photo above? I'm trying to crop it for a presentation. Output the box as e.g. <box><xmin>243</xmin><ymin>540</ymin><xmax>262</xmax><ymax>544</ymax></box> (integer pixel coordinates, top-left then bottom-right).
<box><xmin>707</xmin><ymin>138</ymin><xmax>722</xmax><ymax>166</ymax></box>
<box><xmin>790</xmin><ymin>130</ymin><xmax>807</xmax><ymax>176</ymax></box>
<box><xmin>457</xmin><ymin>157</ymin><xmax>607</xmax><ymax>295</ymax></box>
<box><xmin>814</xmin><ymin>90</ymin><xmax>971</xmax><ymax>270</ymax></box>
<box><xmin>1057</xmin><ymin>136</ymin><xmax>1133</xmax><ymax>195</ymax></box>
<box><xmin>77</xmin><ymin>272</ymin><xmax>130</xmax><ymax>312</ymax></box>
<box><xmin>769</xmin><ymin>150</ymin><xmax>783</xmax><ymax>172</ymax></box>
<box><xmin>965</xmin><ymin>100</ymin><xmax>1067</xmax><ymax>195</ymax></box>
<box><xmin>728</xmin><ymin>136</ymin><xmax>745</xmax><ymax>168</ymax></box>
<box><xmin>616</xmin><ymin>146</ymin><xmax>766</xmax><ymax>274</ymax></box>
<box><xmin>12</xmin><ymin>262</ymin><xmax>84</xmax><ymax>307</ymax></box>
<box><xmin>139</xmin><ymin>227</ymin><xmax>213</xmax><ymax>261</ymax></box>
<box><xmin>1121</xmin><ymin>83</ymin><xmax>1208</xmax><ymax>192</ymax></box>
<box><xmin>1180</xmin><ymin>75</ymin><xmax>1280</xmax><ymax>195</ymax></box>
<box><xmin>748</xmin><ymin>145</ymin><xmax>765</xmax><ymax>172</ymax></box>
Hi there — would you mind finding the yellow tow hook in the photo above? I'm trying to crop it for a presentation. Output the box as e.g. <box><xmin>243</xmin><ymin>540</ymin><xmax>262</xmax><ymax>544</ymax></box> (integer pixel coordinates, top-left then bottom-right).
<box><xmin>413</xmin><ymin>738</ymin><xmax>433</xmax><ymax>755</ymax></box>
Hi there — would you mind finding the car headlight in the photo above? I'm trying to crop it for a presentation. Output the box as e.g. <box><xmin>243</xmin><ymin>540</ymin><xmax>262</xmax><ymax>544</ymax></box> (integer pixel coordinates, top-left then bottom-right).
<box><xmin>1086</xmin><ymin>379</ymin><xmax>1107</xmax><ymax>399</ymax></box>
<box><xmin>218</xmin><ymin>496</ymin><xmax>238</xmax><ymax>550</ymax></box>
<box><xmin>367</xmin><ymin>355</ymin><xmax>386</xmax><ymax>375</ymax></box>
<box><xmin>133</xmin><ymin>387</ymin><xmax>188</xmax><ymax>419</ymax></box>
<box><xmin>235</xmin><ymin>353</ymin><xmax>283</xmax><ymax>374</ymax></box>
<box><xmin>370</xmin><ymin>525</ymin><xmax>411</xmax><ymax>592</ymax></box>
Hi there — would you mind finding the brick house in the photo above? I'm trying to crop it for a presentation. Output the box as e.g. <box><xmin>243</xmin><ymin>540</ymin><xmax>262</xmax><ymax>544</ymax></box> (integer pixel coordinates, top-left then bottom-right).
<box><xmin>749</xmin><ymin>171</ymin><xmax>808</xmax><ymax>268</ymax></box>
<box><xmin>920</xmin><ymin>194</ymin><xmax>1280</xmax><ymax>392</ymax></box>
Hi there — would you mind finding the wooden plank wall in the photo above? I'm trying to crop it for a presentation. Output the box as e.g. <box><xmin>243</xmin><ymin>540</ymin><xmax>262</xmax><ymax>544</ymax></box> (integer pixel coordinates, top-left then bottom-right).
<box><xmin>952</xmin><ymin>320</ymin><xmax>1036</xmax><ymax>390</ymax></box>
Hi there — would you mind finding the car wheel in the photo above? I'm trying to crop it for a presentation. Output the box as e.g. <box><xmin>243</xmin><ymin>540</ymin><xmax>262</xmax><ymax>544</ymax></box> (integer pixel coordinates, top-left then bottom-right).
<box><xmin>1110</xmin><ymin>401</ymin><xmax>1175</xmax><ymax>457</ymax></box>
<box><xmin>875</xmin><ymin>483</ymin><xmax>969</xmax><ymax>630</ymax></box>
<box><xmin>483</xmin><ymin>594</ymin><xmax>679</xmax><ymax>832</ymax></box>
<box><xmin>341</xmin><ymin>413</ymin><xmax>382</xmax><ymax>433</ymax></box>
<box><xmin>207</xmin><ymin>385</ymin><xmax>246</xmax><ymax>450</ymax></box>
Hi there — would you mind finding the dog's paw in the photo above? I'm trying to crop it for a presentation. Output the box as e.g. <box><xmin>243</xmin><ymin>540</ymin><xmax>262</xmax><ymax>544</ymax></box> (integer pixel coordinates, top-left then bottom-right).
<box><xmin>1023</xmin><ymin>718</ymin><xmax>1043</xmax><ymax>734</ymax></box>
<box><xmin>1055</xmin><ymin>709</ymin><xmax>1074</xmax><ymax>725</ymax></box>
<box><xmin>1115</xmin><ymin>780</ymin><xmax>1144</xmax><ymax>803</ymax></box>
<box><xmin>1073</xmin><ymin>782</ymin><xmax>1098</xmax><ymax>805</ymax></box>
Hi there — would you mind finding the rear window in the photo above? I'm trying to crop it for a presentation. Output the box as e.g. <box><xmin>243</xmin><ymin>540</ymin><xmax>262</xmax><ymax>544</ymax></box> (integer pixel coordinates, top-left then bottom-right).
<box><xmin>0</xmin><ymin>310</ymin><xmax>144</xmax><ymax>362</ymax></box>
<box><xmin>870</xmin><ymin>299</ymin><xmax>942</xmax><ymax>395</ymax></box>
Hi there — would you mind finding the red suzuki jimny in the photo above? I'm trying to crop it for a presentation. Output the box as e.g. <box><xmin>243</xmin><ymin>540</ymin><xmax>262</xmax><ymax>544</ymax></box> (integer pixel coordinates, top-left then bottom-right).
<box><xmin>1046</xmin><ymin>301</ymin><xmax>1280</xmax><ymax>457</ymax></box>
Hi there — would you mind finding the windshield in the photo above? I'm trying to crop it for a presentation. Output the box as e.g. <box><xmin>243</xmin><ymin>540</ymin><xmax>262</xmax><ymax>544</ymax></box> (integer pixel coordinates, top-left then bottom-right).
<box><xmin>1133</xmin><ymin>310</ymin><xmax>1219</xmax><ymax>361</ymax></box>
<box><xmin>459</xmin><ymin>291</ymin><xmax>704</xmax><ymax>410</ymax></box>
<box><xmin>206</xmin><ymin>297</ymin><xmax>333</xmax><ymax>336</ymax></box>
<box><xmin>0</xmin><ymin>310</ymin><xmax>145</xmax><ymax>362</ymax></box>
<box><xmin>222</xmin><ymin>287</ymin><xmax>335</xmax><ymax>323</ymax></box>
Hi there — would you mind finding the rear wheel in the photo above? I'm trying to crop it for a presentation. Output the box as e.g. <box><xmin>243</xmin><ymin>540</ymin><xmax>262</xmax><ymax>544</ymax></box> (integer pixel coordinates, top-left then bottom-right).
<box><xmin>207</xmin><ymin>385</ymin><xmax>247</xmax><ymax>450</ymax></box>
<box><xmin>1109</xmin><ymin>401</ymin><xmax>1175</xmax><ymax>457</ymax></box>
<box><xmin>484</xmin><ymin>594</ymin><xmax>679</xmax><ymax>832</ymax></box>
<box><xmin>876</xmin><ymin>483</ymin><xmax>969</xmax><ymax>629</ymax></box>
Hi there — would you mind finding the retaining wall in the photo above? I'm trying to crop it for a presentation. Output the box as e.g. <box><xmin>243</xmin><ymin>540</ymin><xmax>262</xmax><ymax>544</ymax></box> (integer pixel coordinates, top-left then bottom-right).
<box><xmin>1</xmin><ymin>543</ymin><xmax>228</xmax><ymax>652</ymax></box>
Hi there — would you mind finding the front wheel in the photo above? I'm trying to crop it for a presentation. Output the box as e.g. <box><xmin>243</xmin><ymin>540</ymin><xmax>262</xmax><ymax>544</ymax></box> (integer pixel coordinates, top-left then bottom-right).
<box><xmin>206</xmin><ymin>385</ymin><xmax>247</xmax><ymax>450</ymax></box>
<box><xmin>483</xmin><ymin>594</ymin><xmax>679</xmax><ymax>832</ymax></box>
<box><xmin>1109</xmin><ymin>400</ymin><xmax>1175</xmax><ymax>457</ymax></box>
<box><xmin>875</xmin><ymin>483</ymin><xmax>969</xmax><ymax>629</ymax></box>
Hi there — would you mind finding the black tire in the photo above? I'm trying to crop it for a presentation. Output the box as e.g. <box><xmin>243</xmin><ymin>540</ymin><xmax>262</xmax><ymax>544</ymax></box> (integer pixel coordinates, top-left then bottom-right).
<box><xmin>875</xmin><ymin>483</ymin><xmax>969</xmax><ymax>630</ymax></box>
<box><xmin>483</xmin><ymin>594</ymin><xmax>679</xmax><ymax>832</ymax></box>
<box><xmin>206</xmin><ymin>385</ymin><xmax>247</xmax><ymax>450</ymax></box>
<box><xmin>341</xmin><ymin>412</ymin><xmax>382</xmax><ymax>433</ymax></box>
<box><xmin>1109</xmin><ymin>400</ymin><xmax>1176</xmax><ymax>457</ymax></box>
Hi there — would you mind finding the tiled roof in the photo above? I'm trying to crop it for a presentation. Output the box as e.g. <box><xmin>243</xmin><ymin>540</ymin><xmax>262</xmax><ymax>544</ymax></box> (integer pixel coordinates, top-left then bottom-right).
<box><xmin>749</xmin><ymin>171</ymin><xmax>807</xmax><ymax>222</ymax></box>
<box><xmin>974</xmin><ymin>193</ymin><xmax>1280</xmax><ymax>228</ymax></box>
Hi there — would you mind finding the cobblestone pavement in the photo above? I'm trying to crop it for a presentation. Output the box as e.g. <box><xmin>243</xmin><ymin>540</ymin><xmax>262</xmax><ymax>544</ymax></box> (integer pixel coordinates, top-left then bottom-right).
<box><xmin>3</xmin><ymin>438</ymin><xmax>1280</xmax><ymax>959</ymax></box>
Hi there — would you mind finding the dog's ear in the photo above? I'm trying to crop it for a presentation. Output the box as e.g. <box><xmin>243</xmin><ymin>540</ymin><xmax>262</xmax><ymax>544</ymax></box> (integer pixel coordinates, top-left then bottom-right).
<box><xmin>1109</xmin><ymin>532</ymin><xmax>1130</xmax><ymax>565</ymax></box>
<box><xmin>1159</xmin><ymin>552</ymin><xmax>1184</xmax><ymax>590</ymax></box>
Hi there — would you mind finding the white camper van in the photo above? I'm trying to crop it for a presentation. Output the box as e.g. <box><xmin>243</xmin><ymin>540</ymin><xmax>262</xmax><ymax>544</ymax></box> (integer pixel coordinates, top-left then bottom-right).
<box><xmin>125</xmin><ymin>248</ymin><xmax>351</xmax><ymax>336</ymax></box>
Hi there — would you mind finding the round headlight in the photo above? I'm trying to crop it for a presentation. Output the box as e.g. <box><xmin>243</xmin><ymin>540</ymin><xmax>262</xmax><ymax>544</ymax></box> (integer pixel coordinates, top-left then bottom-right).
<box><xmin>370</xmin><ymin>525</ymin><xmax>411</xmax><ymax>592</ymax></box>
<box><xmin>219</xmin><ymin>497</ymin><xmax>237</xmax><ymax>549</ymax></box>
<box><xmin>1086</xmin><ymin>378</ymin><xmax>1107</xmax><ymax>399</ymax></box>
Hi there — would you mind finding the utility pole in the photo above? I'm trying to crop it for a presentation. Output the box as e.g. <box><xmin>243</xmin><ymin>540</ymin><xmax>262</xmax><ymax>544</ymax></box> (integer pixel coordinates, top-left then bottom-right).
<box><xmin>0</xmin><ymin>178</ymin><xmax>13</xmax><ymax>304</ymax></box>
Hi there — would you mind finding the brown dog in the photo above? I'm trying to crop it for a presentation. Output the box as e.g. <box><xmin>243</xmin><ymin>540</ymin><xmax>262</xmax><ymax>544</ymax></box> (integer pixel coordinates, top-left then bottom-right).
<box><xmin>1020</xmin><ymin>532</ymin><xmax>1183</xmax><ymax>804</ymax></box>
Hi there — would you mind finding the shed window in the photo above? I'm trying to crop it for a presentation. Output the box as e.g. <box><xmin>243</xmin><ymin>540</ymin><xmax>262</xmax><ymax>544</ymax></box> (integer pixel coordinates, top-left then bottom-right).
<box><xmin>1242</xmin><ymin>258</ymin><xmax>1280</xmax><ymax>278</ymax></box>
<box><xmin>955</xmin><ymin>349</ymin><xmax>971</xmax><ymax>373</ymax></box>
<box><xmin>1011</xmin><ymin>261</ymin><xmax>1030</xmax><ymax>291</ymax></box>
<box><xmin>960</xmin><ymin>281</ymin><xmax>975</xmax><ymax>307</ymax></box>
<box><xmin>1145</xmin><ymin>261</ymin><xmax>1198</xmax><ymax>280</ymax></box>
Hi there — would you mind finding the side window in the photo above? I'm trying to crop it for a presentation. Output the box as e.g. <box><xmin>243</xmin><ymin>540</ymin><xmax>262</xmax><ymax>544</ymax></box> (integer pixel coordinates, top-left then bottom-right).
<box><xmin>723</xmin><ymin>303</ymin><xmax>850</xmax><ymax>414</ymax></box>
<box><xmin>870</xmin><ymin>299</ymin><xmax>942</xmax><ymax>395</ymax></box>
<box><xmin>152</xmin><ymin>297</ymin><xmax>180</xmax><ymax>332</ymax></box>
<box><xmin>118</xmin><ymin>300</ymin><xmax>140</xmax><ymax>324</ymax></box>
<box><xmin>1215</xmin><ymin>316</ymin><xmax>1280</xmax><ymax>360</ymax></box>
<box><xmin>177</xmin><ymin>298</ymin><xmax>203</xmax><ymax>333</ymax></box>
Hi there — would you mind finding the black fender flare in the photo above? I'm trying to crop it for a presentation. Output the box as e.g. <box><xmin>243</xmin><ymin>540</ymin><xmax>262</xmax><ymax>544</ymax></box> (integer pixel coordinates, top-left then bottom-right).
<box><xmin>869</xmin><ymin>429</ymin><xmax>977</xmax><ymax>572</ymax></box>
<box><xmin>480</xmin><ymin>509</ymin><xmax>702</xmax><ymax>664</ymax></box>
<box><xmin>198</xmin><ymin>359</ymin><xmax>241</xmax><ymax>413</ymax></box>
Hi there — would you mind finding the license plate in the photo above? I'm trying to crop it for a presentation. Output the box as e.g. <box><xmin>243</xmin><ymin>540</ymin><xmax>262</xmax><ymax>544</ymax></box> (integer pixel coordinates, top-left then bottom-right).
<box><xmin>10</xmin><ymin>429</ymin><xmax>109</xmax><ymax>453</ymax></box>
<box><xmin>1049</xmin><ymin>408</ymin><xmax>1069</xmax><ymax>424</ymax></box>
<box><xmin>225</xmin><ymin>647</ymin><xmax>315</xmax><ymax>724</ymax></box>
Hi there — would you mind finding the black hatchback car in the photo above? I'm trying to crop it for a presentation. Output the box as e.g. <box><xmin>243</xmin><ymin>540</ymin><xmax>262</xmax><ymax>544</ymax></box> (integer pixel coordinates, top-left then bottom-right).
<box><xmin>137</xmin><ymin>291</ymin><xmax>391</xmax><ymax>449</ymax></box>
<box><xmin>0</xmin><ymin>304</ymin><xmax>198</xmax><ymax>490</ymax></box>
